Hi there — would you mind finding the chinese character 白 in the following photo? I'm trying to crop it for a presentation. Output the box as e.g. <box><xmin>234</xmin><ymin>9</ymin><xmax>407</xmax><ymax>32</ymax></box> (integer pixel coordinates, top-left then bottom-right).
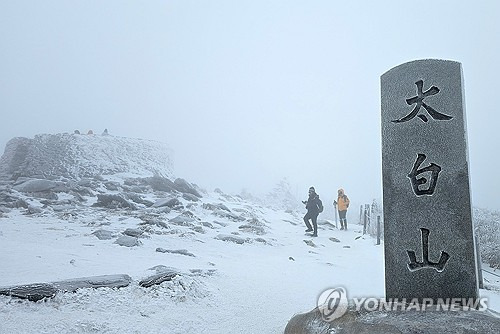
<box><xmin>408</xmin><ymin>153</ymin><xmax>442</xmax><ymax>196</ymax></box>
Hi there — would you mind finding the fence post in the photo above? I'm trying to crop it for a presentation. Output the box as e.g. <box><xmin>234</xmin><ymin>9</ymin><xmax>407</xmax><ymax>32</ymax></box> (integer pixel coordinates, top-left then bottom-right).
<box><xmin>363</xmin><ymin>206</ymin><xmax>367</xmax><ymax>235</ymax></box>
<box><xmin>475</xmin><ymin>236</ymin><xmax>484</xmax><ymax>289</ymax></box>
<box><xmin>366</xmin><ymin>204</ymin><xmax>371</xmax><ymax>229</ymax></box>
<box><xmin>359</xmin><ymin>205</ymin><xmax>363</xmax><ymax>225</ymax></box>
<box><xmin>376</xmin><ymin>216</ymin><xmax>381</xmax><ymax>245</ymax></box>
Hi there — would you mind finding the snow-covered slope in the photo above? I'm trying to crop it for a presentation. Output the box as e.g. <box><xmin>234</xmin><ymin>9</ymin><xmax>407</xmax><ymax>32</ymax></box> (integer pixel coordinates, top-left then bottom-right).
<box><xmin>0</xmin><ymin>133</ymin><xmax>498</xmax><ymax>334</ymax></box>
<box><xmin>0</xmin><ymin>133</ymin><xmax>173</xmax><ymax>180</ymax></box>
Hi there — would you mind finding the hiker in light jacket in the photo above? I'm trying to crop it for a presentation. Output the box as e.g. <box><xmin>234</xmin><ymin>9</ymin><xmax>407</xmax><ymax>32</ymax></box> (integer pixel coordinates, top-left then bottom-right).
<box><xmin>334</xmin><ymin>188</ymin><xmax>350</xmax><ymax>230</ymax></box>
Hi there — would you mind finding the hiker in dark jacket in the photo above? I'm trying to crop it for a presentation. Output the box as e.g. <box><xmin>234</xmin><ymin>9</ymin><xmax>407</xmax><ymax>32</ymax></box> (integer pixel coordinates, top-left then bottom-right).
<box><xmin>302</xmin><ymin>186</ymin><xmax>323</xmax><ymax>237</ymax></box>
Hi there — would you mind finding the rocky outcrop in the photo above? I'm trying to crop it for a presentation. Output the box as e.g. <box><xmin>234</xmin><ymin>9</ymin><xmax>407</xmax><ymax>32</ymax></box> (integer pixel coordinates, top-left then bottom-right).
<box><xmin>0</xmin><ymin>133</ymin><xmax>173</xmax><ymax>181</ymax></box>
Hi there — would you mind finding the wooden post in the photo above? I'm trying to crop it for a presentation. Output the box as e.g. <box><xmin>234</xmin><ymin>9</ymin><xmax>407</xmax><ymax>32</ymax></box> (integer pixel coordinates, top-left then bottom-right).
<box><xmin>475</xmin><ymin>236</ymin><xmax>484</xmax><ymax>289</ymax></box>
<box><xmin>359</xmin><ymin>205</ymin><xmax>363</xmax><ymax>225</ymax></box>
<box><xmin>377</xmin><ymin>215</ymin><xmax>381</xmax><ymax>245</ymax></box>
<box><xmin>366</xmin><ymin>204</ymin><xmax>371</xmax><ymax>229</ymax></box>
<box><xmin>363</xmin><ymin>206</ymin><xmax>367</xmax><ymax>235</ymax></box>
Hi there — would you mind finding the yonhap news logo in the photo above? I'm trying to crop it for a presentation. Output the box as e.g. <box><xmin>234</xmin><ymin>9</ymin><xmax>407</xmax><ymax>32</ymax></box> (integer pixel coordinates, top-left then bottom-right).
<box><xmin>317</xmin><ymin>286</ymin><xmax>489</xmax><ymax>322</ymax></box>
<box><xmin>317</xmin><ymin>287</ymin><xmax>349</xmax><ymax>321</ymax></box>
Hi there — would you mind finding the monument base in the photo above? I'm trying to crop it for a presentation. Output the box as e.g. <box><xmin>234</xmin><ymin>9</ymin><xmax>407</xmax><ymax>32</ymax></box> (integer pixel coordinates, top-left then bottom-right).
<box><xmin>284</xmin><ymin>303</ymin><xmax>500</xmax><ymax>334</ymax></box>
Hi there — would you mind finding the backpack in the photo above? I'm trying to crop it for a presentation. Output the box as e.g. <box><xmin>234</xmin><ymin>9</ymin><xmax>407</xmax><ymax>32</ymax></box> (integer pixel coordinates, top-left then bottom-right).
<box><xmin>317</xmin><ymin>198</ymin><xmax>324</xmax><ymax>213</ymax></box>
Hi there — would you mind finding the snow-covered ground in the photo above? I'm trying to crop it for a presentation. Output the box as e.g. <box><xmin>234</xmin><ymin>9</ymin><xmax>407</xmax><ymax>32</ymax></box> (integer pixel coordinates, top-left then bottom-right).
<box><xmin>0</xmin><ymin>191</ymin><xmax>498</xmax><ymax>333</ymax></box>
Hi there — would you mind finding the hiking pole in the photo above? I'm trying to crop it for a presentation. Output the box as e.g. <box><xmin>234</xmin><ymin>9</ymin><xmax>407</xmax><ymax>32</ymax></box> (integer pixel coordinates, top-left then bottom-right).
<box><xmin>334</xmin><ymin>202</ymin><xmax>338</xmax><ymax>229</ymax></box>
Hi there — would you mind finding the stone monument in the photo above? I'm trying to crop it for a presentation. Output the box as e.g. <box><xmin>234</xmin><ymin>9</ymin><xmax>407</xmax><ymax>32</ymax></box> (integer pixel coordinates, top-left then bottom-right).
<box><xmin>282</xmin><ymin>60</ymin><xmax>498</xmax><ymax>333</ymax></box>
<box><xmin>381</xmin><ymin>59</ymin><xmax>479</xmax><ymax>303</ymax></box>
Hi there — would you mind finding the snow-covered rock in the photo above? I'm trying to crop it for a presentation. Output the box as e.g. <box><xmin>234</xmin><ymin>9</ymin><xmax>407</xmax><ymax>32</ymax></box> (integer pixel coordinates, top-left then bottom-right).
<box><xmin>0</xmin><ymin>133</ymin><xmax>173</xmax><ymax>180</ymax></box>
<box><xmin>114</xmin><ymin>235</ymin><xmax>141</xmax><ymax>247</ymax></box>
<box><xmin>13</xmin><ymin>179</ymin><xmax>58</xmax><ymax>192</ymax></box>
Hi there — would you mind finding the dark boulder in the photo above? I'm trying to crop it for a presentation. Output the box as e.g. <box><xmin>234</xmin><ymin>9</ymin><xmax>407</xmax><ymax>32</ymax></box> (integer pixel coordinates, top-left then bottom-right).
<box><xmin>146</xmin><ymin>176</ymin><xmax>176</xmax><ymax>193</ymax></box>
<box><xmin>174</xmin><ymin>178</ymin><xmax>202</xmax><ymax>198</ymax></box>
<box><xmin>92</xmin><ymin>194</ymin><xmax>137</xmax><ymax>210</ymax></box>
<box><xmin>123</xmin><ymin>228</ymin><xmax>144</xmax><ymax>238</ymax></box>
<box><xmin>0</xmin><ymin>274</ymin><xmax>132</xmax><ymax>302</ymax></box>
<box><xmin>0</xmin><ymin>283</ymin><xmax>57</xmax><ymax>302</ymax></box>
<box><xmin>182</xmin><ymin>193</ymin><xmax>200</xmax><ymax>202</ymax></box>
<box><xmin>139</xmin><ymin>270</ymin><xmax>179</xmax><ymax>288</ymax></box>
<box><xmin>125</xmin><ymin>193</ymin><xmax>154</xmax><ymax>207</ymax></box>
<box><xmin>152</xmin><ymin>197</ymin><xmax>181</xmax><ymax>209</ymax></box>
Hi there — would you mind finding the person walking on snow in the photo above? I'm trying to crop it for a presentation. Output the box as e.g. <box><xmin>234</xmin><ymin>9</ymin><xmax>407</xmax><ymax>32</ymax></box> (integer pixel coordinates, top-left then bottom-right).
<box><xmin>334</xmin><ymin>188</ymin><xmax>350</xmax><ymax>230</ymax></box>
<box><xmin>302</xmin><ymin>186</ymin><xmax>323</xmax><ymax>237</ymax></box>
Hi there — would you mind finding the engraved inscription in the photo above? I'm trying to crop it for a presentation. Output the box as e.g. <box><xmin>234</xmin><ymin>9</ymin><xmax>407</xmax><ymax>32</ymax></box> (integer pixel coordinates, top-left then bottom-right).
<box><xmin>392</xmin><ymin>80</ymin><xmax>453</xmax><ymax>123</ymax></box>
<box><xmin>407</xmin><ymin>228</ymin><xmax>450</xmax><ymax>272</ymax></box>
<box><xmin>408</xmin><ymin>153</ymin><xmax>442</xmax><ymax>196</ymax></box>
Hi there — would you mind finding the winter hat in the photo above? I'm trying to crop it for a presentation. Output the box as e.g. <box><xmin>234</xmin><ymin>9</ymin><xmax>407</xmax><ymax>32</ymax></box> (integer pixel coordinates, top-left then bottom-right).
<box><xmin>309</xmin><ymin>186</ymin><xmax>315</xmax><ymax>192</ymax></box>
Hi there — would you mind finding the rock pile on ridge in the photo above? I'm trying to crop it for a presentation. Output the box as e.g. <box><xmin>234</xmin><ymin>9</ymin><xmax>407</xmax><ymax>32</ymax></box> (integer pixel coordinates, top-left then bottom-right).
<box><xmin>0</xmin><ymin>133</ymin><xmax>173</xmax><ymax>180</ymax></box>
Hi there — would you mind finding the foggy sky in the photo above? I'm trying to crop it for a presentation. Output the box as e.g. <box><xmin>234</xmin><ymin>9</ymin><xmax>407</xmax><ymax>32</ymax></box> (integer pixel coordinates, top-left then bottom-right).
<box><xmin>1</xmin><ymin>1</ymin><xmax>500</xmax><ymax>211</ymax></box>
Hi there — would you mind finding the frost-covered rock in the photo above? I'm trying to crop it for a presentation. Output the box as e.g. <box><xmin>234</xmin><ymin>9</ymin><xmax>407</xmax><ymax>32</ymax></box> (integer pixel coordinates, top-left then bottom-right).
<box><xmin>52</xmin><ymin>274</ymin><xmax>132</xmax><ymax>292</ymax></box>
<box><xmin>156</xmin><ymin>248</ymin><xmax>195</xmax><ymax>257</ymax></box>
<box><xmin>114</xmin><ymin>235</ymin><xmax>141</xmax><ymax>247</ymax></box>
<box><xmin>13</xmin><ymin>179</ymin><xmax>58</xmax><ymax>193</ymax></box>
<box><xmin>123</xmin><ymin>228</ymin><xmax>144</xmax><ymax>238</ymax></box>
<box><xmin>0</xmin><ymin>283</ymin><xmax>57</xmax><ymax>302</ymax></box>
<box><xmin>0</xmin><ymin>133</ymin><xmax>173</xmax><ymax>180</ymax></box>
<box><xmin>139</xmin><ymin>270</ymin><xmax>180</xmax><ymax>288</ymax></box>
<box><xmin>146</xmin><ymin>176</ymin><xmax>177</xmax><ymax>193</ymax></box>
<box><xmin>92</xmin><ymin>229</ymin><xmax>114</xmax><ymax>240</ymax></box>
<box><xmin>203</xmin><ymin>202</ymin><xmax>231</xmax><ymax>212</ymax></box>
<box><xmin>92</xmin><ymin>194</ymin><xmax>137</xmax><ymax>210</ymax></box>
<box><xmin>152</xmin><ymin>198</ymin><xmax>180</xmax><ymax>208</ymax></box>
<box><xmin>170</xmin><ymin>213</ymin><xmax>196</xmax><ymax>224</ymax></box>
<box><xmin>212</xmin><ymin>209</ymin><xmax>246</xmax><ymax>222</ymax></box>
<box><xmin>303</xmin><ymin>240</ymin><xmax>317</xmax><ymax>247</ymax></box>
<box><xmin>27</xmin><ymin>205</ymin><xmax>43</xmax><ymax>214</ymax></box>
<box><xmin>0</xmin><ymin>274</ymin><xmax>132</xmax><ymax>302</ymax></box>
<box><xmin>183</xmin><ymin>193</ymin><xmax>200</xmax><ymax>202</ymax></box>
<box><xmin>238</xmin><ymin>218</ymin><xmax>267</xmax><ymax>235</ymax></box>
<box><xmin>125</xmin><ymin>193</ymin><xmax>154</xmax><ymax>207</ymax></box>
<box><xmin>174</xmin><ymin>178</ymin><xmax>202</xmax><ymax>198</ymax></box>
<box><xmin>216</xmin><ymin>234</ymin><xmax>247</xmax><ymax>244</ymax></box>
